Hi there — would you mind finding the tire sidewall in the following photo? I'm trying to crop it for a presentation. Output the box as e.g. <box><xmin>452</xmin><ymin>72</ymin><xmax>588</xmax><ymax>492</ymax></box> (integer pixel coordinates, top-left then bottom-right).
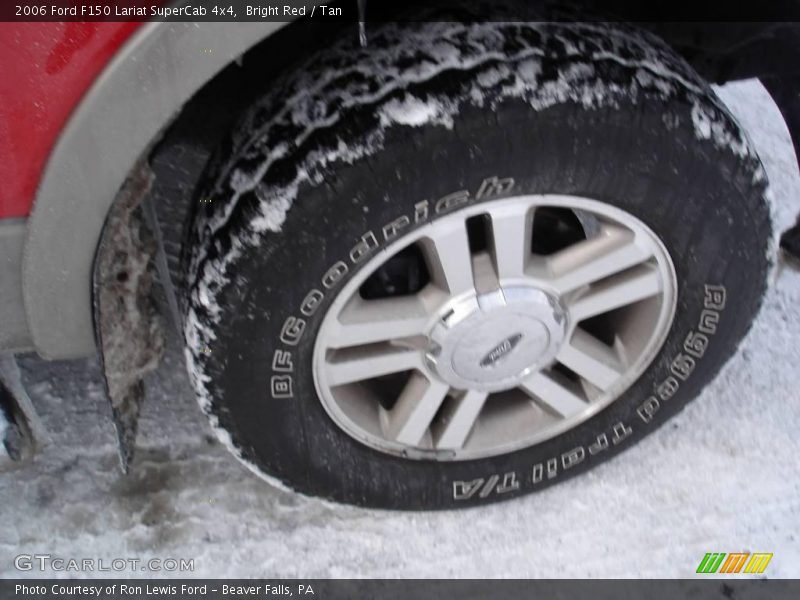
<box><xmin>196</xmin><ymin>84</ymin><xmax>769</xmax><ymax>509</ymax></box>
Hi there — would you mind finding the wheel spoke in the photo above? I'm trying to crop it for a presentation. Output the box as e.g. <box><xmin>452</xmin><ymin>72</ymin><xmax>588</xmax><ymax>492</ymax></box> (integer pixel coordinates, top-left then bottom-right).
<box><xmin>546</xmin><ymin>224</ymin><xmax>653</xmax><ymax>294</ymax></box>
<box><xmin>520</xmin><ymin>372</ymin><xmax>588</xmax><ymax>418</ymax></box>
<box><xmin>433</xmin><ymin>389</ymin><xmax>489</xmax><ymax>449</ymax></box>
<box><xmin>326</xmin><ymin>347</ymin><xmax>422</xmax><ymax>386</ymax></box>
<box><xmin>383</xmin><ymin>373</ymin><xmax>450</xmax><ymax>446</ymax></box>
<box><xmin>421</xmin><ymin>219</ymin><xmax>475</xmax><ymax>296</ymax></box>
<box><xmin>328</xmin><ymin>296</ymin><xmax>431</xmax><ymax>349</ymax></box>
<box><xmin>488</xmin><ymin>204</ymin><xmax>532</xmax><ymax>280</ymax></box>
<box><xmin>557</xmin><ymin>329</ymin><xmax>623</xmax><ymax>392</ymax></box>
<box><xmin>568</xmin><ymin>263</ymin><xmax>662</xmax><ymax>322</ymax></box>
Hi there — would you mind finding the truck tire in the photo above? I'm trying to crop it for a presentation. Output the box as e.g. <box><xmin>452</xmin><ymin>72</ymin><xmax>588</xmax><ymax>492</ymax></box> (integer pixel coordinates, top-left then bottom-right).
<box><xmin>184</xmin><ymin>21</ymin><xmax>772</xmax><ymax>509</ymax></box>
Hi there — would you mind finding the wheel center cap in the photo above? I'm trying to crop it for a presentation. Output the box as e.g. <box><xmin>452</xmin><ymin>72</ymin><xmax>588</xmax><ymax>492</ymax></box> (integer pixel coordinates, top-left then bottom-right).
<box><xmin>426</xmin><ymin>285</ymin><xmax>567</xmax><ymax>392</ymax></box>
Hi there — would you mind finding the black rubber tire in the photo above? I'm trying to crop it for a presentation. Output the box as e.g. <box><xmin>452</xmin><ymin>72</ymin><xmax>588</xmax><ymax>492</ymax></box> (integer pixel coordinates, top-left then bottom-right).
<box><xmin>184</xmin><ymin>21</ymin><xmax>772</xmax><ymax>509</ymax></box>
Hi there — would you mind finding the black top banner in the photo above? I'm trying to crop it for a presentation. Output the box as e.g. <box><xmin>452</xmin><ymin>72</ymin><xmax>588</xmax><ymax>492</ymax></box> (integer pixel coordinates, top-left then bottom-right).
<box><xmin>4</xmin><ymin>0</ymin><xmax>800</xmax><ymax>22</ymax></box>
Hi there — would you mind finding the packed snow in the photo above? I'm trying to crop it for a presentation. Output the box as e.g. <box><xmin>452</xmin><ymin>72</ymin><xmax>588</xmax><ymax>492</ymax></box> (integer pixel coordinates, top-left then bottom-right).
<box><xmin>0</xmin><ymin>405</ymin><xmax>8</xmax><ymax>462</ymax></box>
<box><xmin>0</xmin><ymin>80</ymin><xmax>798</xmax><ymax>578</ymax></box>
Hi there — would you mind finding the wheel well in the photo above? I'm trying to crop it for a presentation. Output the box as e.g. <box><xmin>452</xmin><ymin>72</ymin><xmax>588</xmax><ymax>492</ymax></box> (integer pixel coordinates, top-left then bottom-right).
<box><xmin>21</xmin><ymin>19</ymin><xmax>327</xmax><ymax>359</ymax></box>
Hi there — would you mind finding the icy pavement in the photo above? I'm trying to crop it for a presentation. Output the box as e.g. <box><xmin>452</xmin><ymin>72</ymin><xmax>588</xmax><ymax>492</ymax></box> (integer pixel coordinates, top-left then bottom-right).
<box><xmin>1</xmin><ymin>80</ymin><xmax>799</xmax><ymax>578</ymax></box>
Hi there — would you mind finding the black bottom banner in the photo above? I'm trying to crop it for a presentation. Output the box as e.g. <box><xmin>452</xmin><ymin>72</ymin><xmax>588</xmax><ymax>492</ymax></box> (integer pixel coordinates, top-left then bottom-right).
<box><xmin>2</xmin><ymin>580</ymin><xmax>800</xmax><ymax>600</ymax></box>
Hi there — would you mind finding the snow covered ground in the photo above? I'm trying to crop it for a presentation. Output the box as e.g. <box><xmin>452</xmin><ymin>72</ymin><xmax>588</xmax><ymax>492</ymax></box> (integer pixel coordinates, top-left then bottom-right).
<box><xmin>1</xmin><ymin>80</ymin><xmax>799</xmax><ymax>579</ymax></box>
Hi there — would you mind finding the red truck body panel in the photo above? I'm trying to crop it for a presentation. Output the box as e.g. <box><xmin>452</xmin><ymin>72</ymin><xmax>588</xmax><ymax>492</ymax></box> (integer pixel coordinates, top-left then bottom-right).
<box><xmin>0</xmin><ymin>22</ymin><xmax>140</xmax><ymax>219</ymax></box>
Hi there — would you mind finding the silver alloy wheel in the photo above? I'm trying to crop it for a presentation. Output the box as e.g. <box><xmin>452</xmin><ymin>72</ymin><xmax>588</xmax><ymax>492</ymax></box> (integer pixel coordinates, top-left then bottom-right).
<box><xmin>312</xmin><ymin>195</ymin><xmax>677</xmax><ymax>460</ymax></box>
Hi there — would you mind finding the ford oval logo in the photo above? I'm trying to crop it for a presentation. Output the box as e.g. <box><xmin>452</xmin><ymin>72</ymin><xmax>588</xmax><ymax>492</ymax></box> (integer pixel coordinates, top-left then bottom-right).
<box><xmin>480</xmin><ymin>333</ymin><xmax>523</xmax><ymax>368</ymax></box>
